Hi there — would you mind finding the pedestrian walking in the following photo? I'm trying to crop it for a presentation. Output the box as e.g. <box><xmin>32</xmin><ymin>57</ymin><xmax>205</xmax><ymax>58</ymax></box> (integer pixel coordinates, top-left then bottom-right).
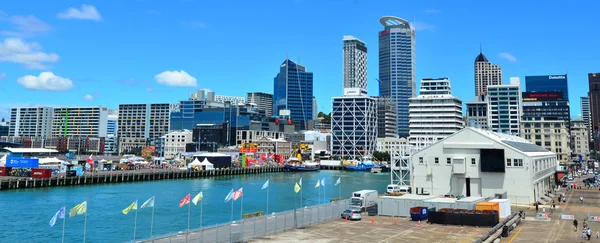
<box><xmin>580</xmin><ymin>196</ymin><xmax>584</xmax><ymax>204</ymax></box>
<box><xmin>535</xmin><ymin>202</ymin><xmax>539</xmax><ymax>213</ymax></box>
<box><xmin>574</xmin><ymin>219</ymin><xmax>579</xmax><ymax>231</ymax></box>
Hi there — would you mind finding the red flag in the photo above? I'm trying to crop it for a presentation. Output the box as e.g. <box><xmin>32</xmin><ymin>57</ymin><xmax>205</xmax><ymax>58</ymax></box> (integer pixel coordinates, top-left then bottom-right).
<box><xmin>86</xmin><ymin>155</ymin><xmax>93</xmax><ymax>164</ymax></box>
<box><xmin>179</xmin><ymin>193</ymin><xmax>190</xmax><ymax>208</ymax></box>
<box><xmin>233</xmin><ymin>188</ymin><xmax>243</xmax><ymax>201</ymax></box>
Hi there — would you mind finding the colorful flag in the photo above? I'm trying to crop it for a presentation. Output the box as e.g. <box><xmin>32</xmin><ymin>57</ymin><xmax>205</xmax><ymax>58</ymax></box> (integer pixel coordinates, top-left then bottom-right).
<box><xmin>233</xmin><ymin>187</ymin><xmax>243</xmax><ymax>201</ymax></box>
<box><xmin>299</xmin><ymin>177</ymin><xmax>303</xmax><ymax>186</ymax></box>
<box><xmin>140</xmin><ymin>196</ymin><xmax>155</xmax><ymax>209</ymax></box>
<box><xmin>192</xmin><ymin>192</ymin><xmax>204</xmax><ymax>205</ymax></box>
<box><xmin>86</xmin><ymin>155</ymin><xmax>93</xmax><ymax>163</ymax></box>
<box><xmin>294</xmin><ymin>182</ymin><xmax>301</xmax><ymax>193</ymax></box>
<box><xmin>122</xmin><ymin>200</ymin><xmax>138</xmax><ymax>215</ymax></box>
<box><xmin>179</xmin><ymin>193</ymin><xmax>191</xmax><ymax>208</ymax></box>
<box><xmin>315</xmin><ymin>180</ymin><xmax>320</xmax><ymax>188</ymax></box>
<box><xmin>335</xmin><ymin>177</ymin><xmax>341</xmax><ymax>186</ymax></box>
<box><xmin>69</xmin><ymin>201</ymin><xmax>87</xmax><ymax>217</ymax></box>
<box><xmin>261</xmin><ymin>179</ymin><xmax>269</xmax><ymax>190</ymax></box>
<box><xmin>49</xmin><ymin>206</ymin><xmax>66</xmax><ymax>227</ymax></box>
<box><xmin>320</xmin><ymin>178</ymin><xmax>325</xmax><ymax>187</ymax></box>
<box><xmin>224</xmin><ymin>189</ymin><xmax>234</xmax><ymax>203</ymax></box>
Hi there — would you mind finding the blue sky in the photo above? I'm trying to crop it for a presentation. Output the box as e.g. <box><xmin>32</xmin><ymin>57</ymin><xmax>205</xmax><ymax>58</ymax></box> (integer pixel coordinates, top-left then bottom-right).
<box><xmin>0</xmin><ymin>0</ymin><xmax>597</xmax><ymax>121</ymax></box>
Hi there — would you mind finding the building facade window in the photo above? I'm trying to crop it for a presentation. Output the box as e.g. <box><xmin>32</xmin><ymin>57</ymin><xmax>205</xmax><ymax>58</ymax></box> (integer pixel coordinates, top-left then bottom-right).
<box><xmin>506</xmin><ymin>158</ymin><xmax>512</xmax><ymax>167</ymax></box>
<box><xmin>446</xmin><ymin>158</ymin><xmax>451</xmax><ymax>164</ymax></box>
<box><xmin>419</xmin><ymin>157</ymin><xmax>423</xmax><ymax>164</ymax></box>
<box><xmin>434</xmin><ymin>157</ymin><xmax>439</xmax><ymax>164</ymax></box>
<box><xmin>471</xmin><ymin>158</ymin><xmax>476</xmax><ymax>165</ymax></box>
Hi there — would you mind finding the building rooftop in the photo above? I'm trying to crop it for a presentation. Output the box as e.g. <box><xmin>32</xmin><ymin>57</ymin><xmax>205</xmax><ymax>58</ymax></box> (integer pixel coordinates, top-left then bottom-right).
<box><xmin>475</xmin><ymin>52</ymin><xmax>488</xmax><ymax>63</ymax></box>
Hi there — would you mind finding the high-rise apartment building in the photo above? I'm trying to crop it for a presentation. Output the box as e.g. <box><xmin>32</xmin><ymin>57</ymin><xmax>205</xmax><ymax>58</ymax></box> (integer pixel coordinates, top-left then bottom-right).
<box><xmin>52</xmin><ymin>107</ymin><xmax>108</xmax><ymax>137</ymax></box>
<box><xmin>588</xmin><ymin>73</ymin><xmax>600</xmax><ymax>150</ymax></box>
<box><xmin>117</xmin><ymin>103</ymin><xmax>176</xmax><ymax>139</ymax></box>
<box><xmin>474</xmin><ymin>51</ymin><xmax>502</xmax><ymax>96</ymax></box>
<box><xmin>522</xmin><ymin>91</ymin><xmax>571</xmax><ymax>131</ymax></box>
<box><xmin>343</xmin><ymin>35</ymin><xmax>367</xmax><ymax>90</ymax></box>
<box><xmin>374</xmin><ymin>96</ymin><xmax>398</xmax><ymax>138</ymax></box>
<box><xmin>525</xmin><ymin>75</ymin><xmax>569</xmax><ymax>100</ymax></box>
<box><xmin>581</xmin><ymin>96</ymin><xmax>591</xmax><ymax>142</ymax></box>
<box><xmin>9</xmin><ymin>107</ymin><xmax>53</xmax><ymax>137</ymax></box>
<box><xmin>107</xmin><ymin>113</ymin><xmax>118</xmax><ymax>136</ymax></box>
<box><xmin>486</xmin><ymin>84</ymin><xmax>522</xmax><ymax>135</ymax></box>
<box><xmin>408</xmin><ymin>78</ymin><xmax>463</xmax><ymax>148</ymax></box>
<box><xmin>273</xmin><ymin>59</ymin><xmax>314</xmax><ymax>130</ymax></box>
<box><xmin>378</xmin><ymin>16</ymin><xmax>416</xmax><ymax>138</ymax></box>
<box><xmin>521</xmin><ymin>117</ymin><xmax>570</xmax><ymax>162</ymax></box>
<box><xmin>247</xmin><ymin>92</ymin><xmax>273</xmax><ymax>117</ymax></box>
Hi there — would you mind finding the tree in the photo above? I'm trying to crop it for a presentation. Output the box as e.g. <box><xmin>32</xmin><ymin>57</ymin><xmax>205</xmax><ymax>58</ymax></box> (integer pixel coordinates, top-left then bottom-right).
<box><xmin>317</xmin><ymin>111</ymin><xmax>325</xmax><ymax>118</ymax></box>
<box><xmin>373</xmin><ymin>151</ymin><xmax>391</xmax><ymax>162</ymax></box>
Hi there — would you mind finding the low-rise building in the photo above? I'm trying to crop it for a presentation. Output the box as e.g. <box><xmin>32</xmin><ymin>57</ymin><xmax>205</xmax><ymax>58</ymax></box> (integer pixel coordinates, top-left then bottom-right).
<box><xmin>164</xmin><ymin>130</ymin><xmax>192</xmax><ymax>158</ymax></box>
<box><xmin>521</xmin><ymin>117</ymin><xmax>571</xmax><ymax>162</ymax></box>
<box><xmin>412</xmin><ymin>127</ymin><xmax>557</xmax><ymax>205</ymax></box>
<box><xmin>376</xmin><ymin>137</ymin><xmax>408</xmax><ymax>154</ymax></box>
<box><xmin>119</xmin><ymin>137</ymin><xmax>146</xmax><ymax>155</ymax></box>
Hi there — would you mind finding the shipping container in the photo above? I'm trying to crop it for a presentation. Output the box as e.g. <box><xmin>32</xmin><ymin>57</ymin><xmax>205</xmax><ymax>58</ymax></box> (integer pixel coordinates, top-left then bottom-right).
<box><xmin>489</xmin><ymin>199</ymin><xmax>512</xmax><ymax>218</ymax></box>
<box><xmin>0</xmin><ymin>167</ymin><xmax>6</xmax><ymax>176</ymax></box>
<box><xmin>456</xmin><ymin>197</ymin><xmax>486</xmax><ymax>210</ymax></box>
<box><xmin>31</xmin><ymin>168</ymin><xmax>52</xmax><ymax>179</ymax></box>
<box><xmin>423</xmin><ymin>197</ymin><xmax>457</xmax><ymax>210</ymax></box>
<box><xmin>476</xmin><ymin>202</ymin><xmax>500</xmax><ymax>219</ymax></box>
<box><xmin>377</xmin><ymin>194</ymin><xmax>438</xmax><ymax>217</ymax></box>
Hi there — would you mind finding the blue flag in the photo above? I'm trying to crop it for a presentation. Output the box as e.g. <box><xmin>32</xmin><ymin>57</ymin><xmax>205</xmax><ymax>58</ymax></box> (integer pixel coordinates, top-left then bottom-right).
<box><xmin>49</xmin><ymin>206</ymin><xmax>66</xmax><ymax>227</ymax></box>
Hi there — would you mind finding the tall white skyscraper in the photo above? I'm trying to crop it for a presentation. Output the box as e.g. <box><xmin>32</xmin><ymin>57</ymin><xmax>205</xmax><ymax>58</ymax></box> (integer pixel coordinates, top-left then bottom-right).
<box><xmin>378</xmin><ymin>16</ymin><xmax>416</xmax><ymax>138</ymax></box>
<box><xmin>486</xmin><ymin>82</ymin><xmax>522</xmax><ymax>136</ymax></box>
<box><xmin>581</xmin><ymin>96</ymin><xmax>591</xmax><ymax>140</ymax></box>
<box><xmin>409</xmin><ymin>78</ymin><xmax>464</xmax><ymax>148</ymax></box>
<box><xmin>474</xmin><ymin>51</ymin><xmax>503</xmax><ymax>96</ymax></box>
<box><xmin>343</xmin><ymin>35</ymin><xmax>367</xmax><ymax>90</ymax></box>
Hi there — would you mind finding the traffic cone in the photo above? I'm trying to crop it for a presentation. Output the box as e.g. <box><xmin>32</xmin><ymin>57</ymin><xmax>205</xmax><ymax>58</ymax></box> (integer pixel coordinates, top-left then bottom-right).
<box><xmin>418</xmin><ymin>220</ymin><xmax>422</xmax><ymax>226</ymax></box>
<box><xmin>371</xmin><ymin>218</ymin><xmax>375</xmax><ymax>224</ymax></box>
<box><xmin>394</xmin><ymin>218</ymin><xmax>397</xmax><ymax>225</ymax></box>
<box><xmin>345</xmin><ymin>216</ymin><xmax>348</xmax><ymax>222</ymax></box>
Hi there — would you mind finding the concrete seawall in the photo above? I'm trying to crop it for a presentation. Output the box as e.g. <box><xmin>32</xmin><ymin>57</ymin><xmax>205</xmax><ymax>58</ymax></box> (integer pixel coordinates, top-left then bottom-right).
<box><xmin>0</xmin><ymin>166</ymin><xmax>284</xmax><ymax>191</ymax></box>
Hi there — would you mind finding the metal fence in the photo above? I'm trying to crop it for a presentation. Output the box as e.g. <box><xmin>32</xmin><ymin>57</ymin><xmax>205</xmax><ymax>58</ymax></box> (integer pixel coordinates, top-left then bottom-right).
<box><xmin>144</xmin><ymin>199</ymin><xmax>349</xmax><ymax>243</ymax></box>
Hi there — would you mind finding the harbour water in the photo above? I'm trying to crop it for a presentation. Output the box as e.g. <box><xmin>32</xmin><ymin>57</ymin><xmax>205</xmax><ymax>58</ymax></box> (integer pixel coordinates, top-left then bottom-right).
<box><xmin>0</xmin><ymin>170</ymin><xmax>389</xmax><ymax>243</ymax></box>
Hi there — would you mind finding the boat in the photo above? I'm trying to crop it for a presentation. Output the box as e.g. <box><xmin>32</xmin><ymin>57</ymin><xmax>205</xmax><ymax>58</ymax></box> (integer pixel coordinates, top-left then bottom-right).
<box><xmin>371</xmin><ymin>165</ymin><xmax>390</xmax><ymax>173</ymax></box>
<box><xmin>344</xmin><ymin>162</ymin><xmax>375</xmax><ymax>172</ymax></box>
<box><xmin>283</xmin><ymin>158</ymin><xmax>320</xmax><ymax>172</ymax></box>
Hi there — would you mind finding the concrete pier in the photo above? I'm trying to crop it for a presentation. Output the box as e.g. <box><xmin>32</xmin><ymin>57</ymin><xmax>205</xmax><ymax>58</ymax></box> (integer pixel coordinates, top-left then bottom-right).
<box><xmin>0</xmin><ymin>166</ymin><xmax>283</xmax><ymax>191</ymax></box>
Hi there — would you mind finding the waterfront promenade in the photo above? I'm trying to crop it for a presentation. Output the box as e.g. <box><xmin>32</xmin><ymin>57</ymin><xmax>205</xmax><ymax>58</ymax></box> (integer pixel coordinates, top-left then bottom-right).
<box><xmin>0</xmin><ymin>166</ymin><xmax>283</xmax><ymax>190</ymax></box>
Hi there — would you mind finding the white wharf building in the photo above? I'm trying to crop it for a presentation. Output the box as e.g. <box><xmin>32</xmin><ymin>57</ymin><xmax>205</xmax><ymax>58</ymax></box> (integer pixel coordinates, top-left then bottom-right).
<box><xmin>411</xmin><ymin>127</ymin><xmax>557</xmax><ymax>205</ymax></box>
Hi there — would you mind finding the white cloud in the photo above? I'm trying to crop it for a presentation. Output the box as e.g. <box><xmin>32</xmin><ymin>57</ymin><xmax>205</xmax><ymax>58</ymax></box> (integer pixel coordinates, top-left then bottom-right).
<box><xmin>424</xmin><ymin>9</ymin><xmax>441</xmax><ymax>14</ymax></box>
<box><xmin>0</xmin><ymin>72</ymin><xmax>5</xmax><ymax>80</ymax></box>
<box><xmin>0</xmin><ymin>15</ymin><xmax>52</xmax><ymax>37</ymax></box>
<box><xmin>0</xmin><ymin>38</ymin><xmax>60</xmax><ymax>69</ymax></box>
<box><xmin>57</xmin><ymin>5</ymin><xmax>102</xmax><ymax>21</ymax></box>
<box><xmin>498</xmin><ymin>52</ymin><xmax>518</xmax><ymax>63</ymax></box>
<box><xmin>412</xmin><ymin>22</ymin><xmax>435</xmax><ymax>32</ymax></box>
<box><xmin>17</xmin><ymin>72</ymin><xmax>74</xmax><ymax>91</ymax></box>
<box><xmin>83</xmin><ymin>94</ymin><xmax>94</xmax><ymax>101</ymax></box>
<box><xmin>155</xmin><ymin>70</ymin><xmax>197</xmax><ymax>87</ymax></box>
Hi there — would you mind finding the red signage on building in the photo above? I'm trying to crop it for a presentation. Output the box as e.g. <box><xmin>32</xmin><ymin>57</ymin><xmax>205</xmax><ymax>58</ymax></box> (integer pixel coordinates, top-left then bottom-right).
<box><xmin>379</xmin><ymin>30</ymin><xmax>389</xmax><ymax>36</ymax></box>
<box><xmin>522</xmin><ymin>92</ymin><xmax>563</xmax><ymax>101</ymax></box>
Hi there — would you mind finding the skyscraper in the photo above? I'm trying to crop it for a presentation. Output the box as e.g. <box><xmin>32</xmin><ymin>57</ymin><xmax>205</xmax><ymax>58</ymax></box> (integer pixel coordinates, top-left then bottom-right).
<box><xmin>589</xmin><ymin>73</ymin><xmax>600</xmax><ymax>150</ymax></box>
<box><xmin>581</xmin><ymin>96</ymin><xmax>591</xmax><ymax>141</ymax></box>
<box><xmin>273</xmin><ymin>59</ymin><xmax>314</xmax><ymax>130</ymax></box>
<box><xmin>247</xmin><ymin>92</ymin><xmax>273</xmax><ymax>117</ymax></box>
<box><xmin>378</xmin><ymin>16</ymin><xmax>416</xmax><ymax>138</ymax></box>
<box><xmin>474</xmin><ymin>51</ymin><xmax>502</xmax><ymax>96</ymax></box>
<box><xmin>525</xmin><ymin>75</ymin><xmax>569</xmax><ymax>100</ymax></box>
<box><xmin>343</xmin><ymin>35</ymin><xmax>367</xmax><ymax>90</ymax></box>
<box><xmin>486</xmin><ymin>83</ymin><xmax>522</xmax><ymax>136</ymax></box>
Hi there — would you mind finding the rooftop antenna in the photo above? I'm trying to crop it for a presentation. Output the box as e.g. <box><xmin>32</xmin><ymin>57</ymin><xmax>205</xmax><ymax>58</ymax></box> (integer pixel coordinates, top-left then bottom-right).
<box><xmin>480</xmin><ymin>42</ymin><xmax>482</xmax><ymax>53</ymax></box>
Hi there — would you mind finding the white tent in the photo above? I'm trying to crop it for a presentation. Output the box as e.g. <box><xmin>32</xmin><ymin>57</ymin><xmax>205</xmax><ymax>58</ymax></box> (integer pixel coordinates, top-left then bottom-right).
<box><xmin>39</xmin><ymin>157</ymin><xmax>67</xmax><ymax>165</ymax></box>
<box><xmin>188</xmin><ymin>158</ymin><xmax>202</xmax><ymax>168</ymax></box>
<box><xmin>200</xmin><ymin>158</ymin><xmax>215</xmax><ymax>170</ymax></box>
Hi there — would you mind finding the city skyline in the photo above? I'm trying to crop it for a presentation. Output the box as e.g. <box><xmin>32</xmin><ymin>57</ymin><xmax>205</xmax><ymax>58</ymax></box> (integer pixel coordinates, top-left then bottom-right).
<box><xmin>1</xmin><ymin>0</ymin><xmax>597</xmax><ymax>120</ymax></box>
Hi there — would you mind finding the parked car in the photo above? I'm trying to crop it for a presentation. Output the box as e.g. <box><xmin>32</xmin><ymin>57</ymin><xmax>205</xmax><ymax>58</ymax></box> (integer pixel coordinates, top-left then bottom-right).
<box><xmin>341</xmin><ymin>209</ymin><xmax>362</xmax><ymax>220</ymax></box>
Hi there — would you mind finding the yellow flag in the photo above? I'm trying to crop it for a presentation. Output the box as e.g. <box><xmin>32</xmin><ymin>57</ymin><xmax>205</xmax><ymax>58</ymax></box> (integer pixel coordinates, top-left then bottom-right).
<box><xmin>69</xmin><ymin>201</ymin><xmax>87</xmax><ymax>217</ymax></box>
<box><xmin>122</xmin><ymin>200</ymin><xmax>138</xmax><ymax>215</ymax></box>
<box><xmin>294</xmin><ymin>182</ymin><xmax>301</xmax><ymax>193</ymax></box>
<box><xmin>192</xmin><ymin>192</ymin><xmax>203</xmax><ymax>205</ymax></box>
<box><xmin>315</xmin><ymin>180</ymin><xmax>320</xmax><ymax>188</ymax></box>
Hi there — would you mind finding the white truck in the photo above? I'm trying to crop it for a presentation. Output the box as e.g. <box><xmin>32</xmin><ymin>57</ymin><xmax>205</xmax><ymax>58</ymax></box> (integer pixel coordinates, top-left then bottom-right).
<box><xmin>350</xmin><ymin>190</ymin><xmax>378</xmax><ymax>212</ymax></box>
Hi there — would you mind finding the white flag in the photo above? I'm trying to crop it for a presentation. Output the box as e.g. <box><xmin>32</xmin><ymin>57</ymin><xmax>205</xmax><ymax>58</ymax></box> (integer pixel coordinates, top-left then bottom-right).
<box><xmin>320</xmin><ymin>178</ymin><xmax>325</xmax><ymax>187</ymax></box>
<box><xmin>49</xmin><ymin>206</ymin><xmax>66</xmax><ymax>227</ymax></box>
<box><xmin>261</xmin><ymin>179</ymin><xmax>269</xmax><ymax>190</ymax></box>
<box><xmin>335</xmin><ymin>177</ymin><xmax>341</xmax><ymax>186</ymax></box>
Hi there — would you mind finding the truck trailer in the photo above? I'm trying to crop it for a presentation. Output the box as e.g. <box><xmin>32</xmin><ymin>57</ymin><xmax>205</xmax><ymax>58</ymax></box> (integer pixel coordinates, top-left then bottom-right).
<box><xmin>350</xmin><ymin>190</ymin><xmax>378</xmax><ymax>212</ymax></box>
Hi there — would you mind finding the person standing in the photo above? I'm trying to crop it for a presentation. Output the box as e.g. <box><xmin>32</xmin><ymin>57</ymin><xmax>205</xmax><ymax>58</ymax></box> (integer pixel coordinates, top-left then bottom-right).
<box><xmin>574</xmin><ymin>219</ymin><xmax>579</xmax><ymax>231</ymax></box>
<box><xmin>535</xmin><ymin>202</ymin><xmax>539</xmax><ymax>213</ymax></box>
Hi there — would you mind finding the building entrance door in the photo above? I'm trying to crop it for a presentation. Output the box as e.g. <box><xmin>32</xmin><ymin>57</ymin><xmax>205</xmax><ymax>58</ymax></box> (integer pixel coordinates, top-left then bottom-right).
<box><xmin>466</xmin><ymin>178</ymin><xmax>471</xmax><ymax>197</ymax></box>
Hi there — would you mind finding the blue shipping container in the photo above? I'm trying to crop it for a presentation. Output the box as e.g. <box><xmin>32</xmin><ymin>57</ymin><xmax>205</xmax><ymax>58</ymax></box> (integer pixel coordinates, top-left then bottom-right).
<box><xmin>6</xmin><ymin>157</ymin><xmax>39</xmax><ymax>168</ymax></box>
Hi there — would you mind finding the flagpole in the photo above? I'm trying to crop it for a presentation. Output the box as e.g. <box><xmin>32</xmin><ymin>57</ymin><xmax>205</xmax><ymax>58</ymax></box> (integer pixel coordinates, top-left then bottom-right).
<box><xmin>83</xmin><ymin>211</ymin><xmax>87</xmax><ymax>243</ymax></box>
<box><xmin>200</xmin><ymin>199</ymin><xmax>204</xmax><ymax>243</ymax></box>
<box><xmin>230</xmin><ymin>197</ymin><xmax>234</xmax><ymax>222</ymax></box>
<box><xmin>318</xmin><ymin>185</ymin><xmax>321</xmax><ymax>204</ymax></box>
<box><xmin>266</xmin><ymin>176</ymin><xmax>270</xmax><ymax>215</ymax></box>
<box><xmin>187</xmin><ymin>196</ymin><xmax>191</xmax><ymax>243</ymax></box>
<box><xmin>133</xmin><ymin>205</ymin><xmax>138</xmax><ymax>242</ymax></box>
<box><xmin>61</xmin><ymin>212</ymin><xmax>66</xmax><ymax>243</ymax></box>
<box><xmin>300</xmin><ymin>178</ymin><xmax>303</xmax><ymax>208</ymax></box>
<box><xmin>150</xmin><ymin>200</ymin><xmax>155</xmax><ymax>240</ymax></box>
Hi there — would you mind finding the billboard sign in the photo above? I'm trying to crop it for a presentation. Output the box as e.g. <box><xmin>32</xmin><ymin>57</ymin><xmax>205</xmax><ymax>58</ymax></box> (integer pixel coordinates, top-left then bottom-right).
<box><xmin>343</xmin><ymin>88</ymin><xmax>368</xmax><ymax>96</ymax></box>
<box><xmin>522</xmin><ymin>92</ymin><xmax>563</xmax><ymax>101</ymax></box>
<box><xmin>6</xmin><ymin>157</ymin><xmax>39</xmax><ymax>168</ymax></box>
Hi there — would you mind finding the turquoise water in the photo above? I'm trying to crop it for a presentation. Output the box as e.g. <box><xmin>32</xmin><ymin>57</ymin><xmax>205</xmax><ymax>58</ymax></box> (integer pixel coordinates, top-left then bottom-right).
<box><xmin>0</xmin><ymin>170</ymin><xmax>389</xmax><ymax>243</ymax></box>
